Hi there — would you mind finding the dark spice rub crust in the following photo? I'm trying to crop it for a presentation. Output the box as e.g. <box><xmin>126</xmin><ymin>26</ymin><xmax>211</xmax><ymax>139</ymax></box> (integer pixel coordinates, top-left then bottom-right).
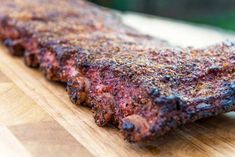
<box><xmin>0</xmin><ymin>0</ymin><xmax>234</xmax><ymax>143</ymax></box>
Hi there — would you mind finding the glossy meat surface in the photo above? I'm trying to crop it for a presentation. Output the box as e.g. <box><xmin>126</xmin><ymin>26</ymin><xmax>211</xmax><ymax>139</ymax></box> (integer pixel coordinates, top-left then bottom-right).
<box><xmin>0</xmin><ymin>0</ymin><xmax>234</xmax><ymax>142</ymax></box>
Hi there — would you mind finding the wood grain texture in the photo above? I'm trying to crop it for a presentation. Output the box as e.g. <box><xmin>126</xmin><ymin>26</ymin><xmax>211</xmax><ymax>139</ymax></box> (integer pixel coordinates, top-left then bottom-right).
<box><xmin>0</xmin><ymin>14</ymin><xmax>234</xmax><ymax>157</ymax></box>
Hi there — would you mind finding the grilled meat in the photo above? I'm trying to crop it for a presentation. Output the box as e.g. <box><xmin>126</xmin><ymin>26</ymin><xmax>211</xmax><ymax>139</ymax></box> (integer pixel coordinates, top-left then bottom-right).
<box><xmin>0</xmin><ymin>0</ymin><xmax>234</xmax><ymax>143</ymax></box>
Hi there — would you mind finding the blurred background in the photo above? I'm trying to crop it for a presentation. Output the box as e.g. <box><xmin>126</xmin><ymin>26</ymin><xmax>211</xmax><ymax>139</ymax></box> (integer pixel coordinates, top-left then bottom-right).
<box><xmin>89</xmin><ymin>0</ymin><xmax>235</xmax><ymax>31</ymax></box>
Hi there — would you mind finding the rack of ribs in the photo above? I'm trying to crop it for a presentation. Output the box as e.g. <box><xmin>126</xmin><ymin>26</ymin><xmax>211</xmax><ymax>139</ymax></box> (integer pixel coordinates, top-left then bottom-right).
<box><xmin>0</xmin><ymin>0</ymin><xmax>234</xmax><ymax>143</ymax></box>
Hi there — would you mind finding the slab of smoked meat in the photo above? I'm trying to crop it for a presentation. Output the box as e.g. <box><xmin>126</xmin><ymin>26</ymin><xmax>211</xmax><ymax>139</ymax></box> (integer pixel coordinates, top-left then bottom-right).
<box><xmin>0</xmin><ymin>0</ymin><xmax>234</xmax><ymax>143</ymax></box>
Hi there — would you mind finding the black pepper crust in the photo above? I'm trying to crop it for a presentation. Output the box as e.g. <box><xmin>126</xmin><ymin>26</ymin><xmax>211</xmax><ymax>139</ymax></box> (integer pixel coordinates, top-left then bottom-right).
<box><xmin>0</xmin><ymin>0</ymin><xmax>234</xmax><ymax>143</ymax></box>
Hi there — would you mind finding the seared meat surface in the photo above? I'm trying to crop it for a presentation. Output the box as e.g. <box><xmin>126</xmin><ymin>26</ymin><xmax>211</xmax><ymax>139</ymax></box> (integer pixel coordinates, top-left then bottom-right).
<box><xmin>0</xmin><ymin>0</ymin><xmax>234</xmax><ymax>142</ymax></box>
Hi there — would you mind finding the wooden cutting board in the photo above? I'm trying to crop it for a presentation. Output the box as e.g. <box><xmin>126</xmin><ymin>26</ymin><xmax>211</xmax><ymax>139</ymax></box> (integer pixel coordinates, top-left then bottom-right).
<box><xmin>0</xmin><ymin>13</ymin><xmax>235</xmax><ymax>157</ymax></box>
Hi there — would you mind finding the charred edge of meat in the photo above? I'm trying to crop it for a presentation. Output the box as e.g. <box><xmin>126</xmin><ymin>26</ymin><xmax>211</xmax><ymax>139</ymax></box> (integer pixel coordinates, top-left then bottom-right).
<box><xmin>121</xmin><ymin>83</ymin><xmax>235</xmax><ymax>142</ymax></box>
<box><xmin>3</xmin><ymin>38</ymin><xmax>25</xmax><ymax>56</ymax></box>
<box><xmin>0</xmin><ymin>16</ymin><xmax>41</xmax><ymax>67</ymax></box>
<box><xmin>120</xmin><ymin>45</ymin><xmax>235</xmax><ymax>142</ymax></box>
<box><xmin>92</xmin><ymin>92</ymin><xmax>116</xmax><ymax>126</ymax></box>
<box><xmin>66</xmin><ymin>76</ymin><xmax>90</xmax><ymax>106</ymax></box>
<box><xmin>23</xmin><ymin>38</ymin><xmax>41</xmax><ymax>68</ymax></box>
<box><xmin>24</xmin><ymin>50</ymin><xmax>40</xmax><ymax>68</ymax></box>
<box><xmin>121</xmin><ymin>95</ymin><xmax>185</xmax><ymax>142</ymax></box>
<box><xmin>0</xmin><ymin>16</ymin><xmax>24</xmax><ymax>56</ymax></box>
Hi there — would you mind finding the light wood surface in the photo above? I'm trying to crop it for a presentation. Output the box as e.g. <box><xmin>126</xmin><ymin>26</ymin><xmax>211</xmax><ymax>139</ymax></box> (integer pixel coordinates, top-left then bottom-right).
<box><xmin>0</xmin><ymin>13</ymin><xmax>235</xmax><ymax>157</ymax></box>
<box><xmin>123</xmin><ymin>13</ymin><xmax>235</xmax><ymax>47</ymax></box>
